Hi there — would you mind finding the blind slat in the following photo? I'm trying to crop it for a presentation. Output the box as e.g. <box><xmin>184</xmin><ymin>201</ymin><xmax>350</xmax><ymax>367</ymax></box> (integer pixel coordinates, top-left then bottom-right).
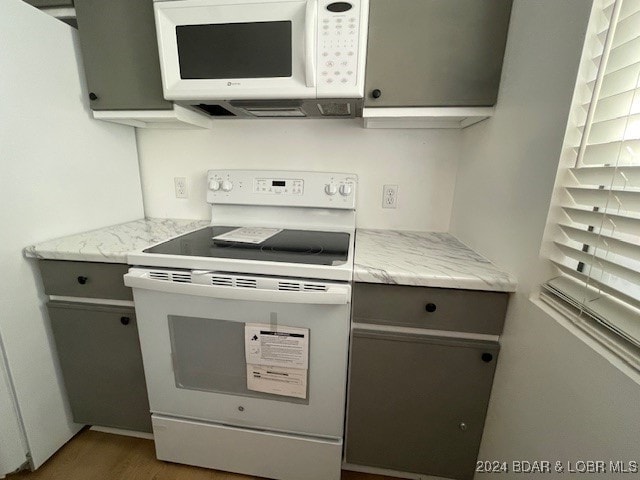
<box><xmin>559</xmin><ymin>224</ymin><xmax>640</xmax><ymax>262</ymax></box>
<box><xmin>582</xmin><ymin>138</ymin><xmax>640</xmax><ymax>165</ymax></box>
<box><xmin>597</xmin><ymin>61</ymin><xmax>640</xmax><ymax>100</ymax></box>
<box><xmin>619</xmin><ymin>0</ymin><xmax>640</xmax><ymax>21</ymax></box>
<box><xmin>566</xmin><ymin>186</ymin><xmax>640</xmax><ymax>211</ymax></box>
<box><xmin>609</xmin><ymin>9</ymin><xmax>640</xmax><ymax>48</ymax></box>
<box><xmin>570</xmin><ymin>165</ymin><xmax>640</xmax><ymax>187</ymax></box>
<box><xmin>543</xmin><ymin>275</ymin><xmax>640</xmax><ymax>348</ymax></box>
<box><xmin>605</xmin><ymin>35</ymin><xmax>640</xmax><ymax>74</ymax></box>
<box><xmin>554</xmin><ymin>241</ymin><xmax>640</xmax><ymax>287</ymax></box>
<box><xmin>562</xmin><ymin>206</ymin><xmax>640</xmax><ymax>236</ymax></box>
<box><xmin>590</xmin><ymin>88</ymin><xmax>639</xmax><ymax>123</ymax></box>
<box><xmin>587</xmin><ymin>112</ymin><xmax>640</xmax><ymax>144</ymax></box>
<box><xmin>551</xmin><ymin>261</ymin><xmax>640</xmax><ymax>311</ymax></box>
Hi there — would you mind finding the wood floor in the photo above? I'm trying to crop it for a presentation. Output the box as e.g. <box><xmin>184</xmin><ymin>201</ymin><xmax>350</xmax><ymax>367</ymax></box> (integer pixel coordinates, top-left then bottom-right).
<box><xmin>9</xmin><ymin>429</ymin><xmax>395</xmax><ymax>480</ymax></box>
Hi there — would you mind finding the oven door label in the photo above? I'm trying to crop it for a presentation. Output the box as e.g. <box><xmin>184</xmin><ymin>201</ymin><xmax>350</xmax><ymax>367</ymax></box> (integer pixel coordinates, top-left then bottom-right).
<box><xmin>246</xmin><ymin>364</ymin><xmax>307</xmax><ymax>399</ymax></box>
<box><xmin>245</xmin><ymin>324</ymin><xmax>309</xmax><ymax>398</ymax></box>
<box><xmin>244</xmin><ymin>324</ymin><xmax>309</xmax><ymax>369</ymax></box>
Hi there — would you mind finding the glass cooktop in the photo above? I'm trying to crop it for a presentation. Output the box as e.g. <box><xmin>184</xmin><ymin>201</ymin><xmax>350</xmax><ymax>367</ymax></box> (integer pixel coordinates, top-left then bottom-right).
<box><xmin>143</xmin><ymin>226</ymin><xmax>350</xmax><ymax>266</ymax></box>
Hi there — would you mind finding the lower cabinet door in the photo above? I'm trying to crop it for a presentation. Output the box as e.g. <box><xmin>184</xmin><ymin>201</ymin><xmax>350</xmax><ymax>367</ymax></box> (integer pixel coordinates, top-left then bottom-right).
<box><xmin>345</xmin><ymin>329</ymin><xmax>500</xmax><ymax>480</ymax></box>
<box><xmin>47</xmin><ymin>301</ymin><xmax>151</xmax><ymax>433</ymax></box>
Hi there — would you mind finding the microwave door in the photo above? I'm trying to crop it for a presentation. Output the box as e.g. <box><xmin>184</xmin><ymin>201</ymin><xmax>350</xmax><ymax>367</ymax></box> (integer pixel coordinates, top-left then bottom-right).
<box><xmin>155</xmin><ymin>0</ymin><xmax>317</xmax><ymax>101</ymax></box>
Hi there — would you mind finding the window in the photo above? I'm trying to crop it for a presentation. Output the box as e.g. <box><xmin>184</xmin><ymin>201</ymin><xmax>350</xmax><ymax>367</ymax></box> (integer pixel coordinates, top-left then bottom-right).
<box><xmin>541</xmin><ymin>0</ymin><xmax>640</xmax><ymax>366</ymax></box>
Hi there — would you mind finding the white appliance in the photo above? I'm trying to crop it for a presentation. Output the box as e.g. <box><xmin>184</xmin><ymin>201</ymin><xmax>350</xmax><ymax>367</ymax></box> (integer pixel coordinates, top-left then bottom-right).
<box><xmin>125</xmin><ymin>170</ymin><xmax>357</xmax><ymax>480</ymax></box>
<box><xmin>1</xmin><ymin>1</ymin><xmax>144</xmax><ymax>476</ymax></box>
<box><xmin>153</xmin><ymin>0</ymin><xmax>369</xmax><ymax>118</ymax></box>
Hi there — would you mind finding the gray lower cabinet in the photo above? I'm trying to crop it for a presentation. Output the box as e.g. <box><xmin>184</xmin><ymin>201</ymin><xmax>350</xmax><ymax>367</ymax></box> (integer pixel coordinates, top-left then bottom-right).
<box><xmin>346</xmin><ymin>283</ymin><xmax>507</xmax><ymax>480</ymax></box>
<box><xmin>47</xmin><ymin>301</ymin><xmax>152</xmax><ymax>433</ymax></box>
<box><xmin>364</xmin><ymin>0</ymin><xmax>512</xmax><ymax>107</ymax></box>
<box><xmin>74</xmin><ymin>0</ymin><xmax>171</xmax><ymax>110</ymax></box>
<box><xmin>38</xmin><ymin>259</ymin><xmax>151</xmax><ymax>433</ymax></box>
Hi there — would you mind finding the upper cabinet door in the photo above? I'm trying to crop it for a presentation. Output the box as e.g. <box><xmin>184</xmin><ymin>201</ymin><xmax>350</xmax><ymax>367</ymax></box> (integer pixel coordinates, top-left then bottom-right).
<box><xmin>74</xmin><ymin>0</ymin><xmax>172</xmax><ymax>111</ymax></box>
<box><xmin>24</xmin><ymin>0</ymin><xmax>74</xmax><ymax>7</ymax></box>
<box><xmin>364</xmin><ymin>0</ymin><xmax>512</xmax><ymax>107</ymax></box>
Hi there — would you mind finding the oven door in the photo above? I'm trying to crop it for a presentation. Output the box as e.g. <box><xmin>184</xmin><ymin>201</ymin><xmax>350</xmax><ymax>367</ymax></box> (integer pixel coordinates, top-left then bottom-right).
<box><xmin>124</xmin><ymin>268</ymin><xmax>350</xmax><ymax>439</ymax></box>
<box><xmin>154</xmin><ymin>0</ymin><xmax>317</xmax><ymax>101</ymax></box>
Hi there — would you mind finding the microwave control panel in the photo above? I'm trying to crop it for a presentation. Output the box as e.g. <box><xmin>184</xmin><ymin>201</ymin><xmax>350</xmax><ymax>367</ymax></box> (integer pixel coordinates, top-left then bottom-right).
<box><xmin>317</xmin><ymin>0</ymin><xmax>368</xmax><ymax>97</ymax></box>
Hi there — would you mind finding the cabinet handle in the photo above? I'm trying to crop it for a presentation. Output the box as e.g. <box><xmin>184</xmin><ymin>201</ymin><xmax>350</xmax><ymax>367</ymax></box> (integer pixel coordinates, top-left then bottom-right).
<box><xmin>120</xmin><ymin>316</ymin><xmax>130</xmax><ymax>326</ymax></box>
<box><xmin>481</xmin><ymin>353</ymin><xmax>494</xmax><ymax>363</ymax></box>
<box><xmin>425</xmin><ymin>303</ymin><xmax>437</xmax><ymax>313</ymax></box>
<box><xmin>89</xmin><ymin>92</ymin><xmax>98</xmax><ymax>101</ymax></box>
<box><xmin>371</xmin><ymin>89</ymin><xmax>382</xmax><ymax>99</ymax></box>
<box><xmin>77</xmin><ymin>276</ymin><xmax>88</xmax><ymax>285</ymax></box>
<box><xmin>459</xmin><ymin>422</ymin><xmax>468</xmax><ymax>431</ymax></box>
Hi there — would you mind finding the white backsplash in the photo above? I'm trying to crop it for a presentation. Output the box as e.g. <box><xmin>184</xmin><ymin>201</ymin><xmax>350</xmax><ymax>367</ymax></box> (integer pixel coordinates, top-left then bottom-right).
<box><xmin>136</xmin><ymin>119</ymin><xmax>461</xmax><ymax>231</ymax></box>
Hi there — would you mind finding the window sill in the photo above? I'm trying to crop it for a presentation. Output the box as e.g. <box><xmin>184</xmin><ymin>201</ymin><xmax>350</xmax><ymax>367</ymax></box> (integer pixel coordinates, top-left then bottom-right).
<box><xmin>530</xmin><ymin>292</ymin><xmax>640</xmax><ymax>386</ymax></box>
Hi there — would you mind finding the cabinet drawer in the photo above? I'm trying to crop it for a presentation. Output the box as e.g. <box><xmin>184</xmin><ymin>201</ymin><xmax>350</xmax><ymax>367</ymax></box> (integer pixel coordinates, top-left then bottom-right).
<box><xmin>353</xmin><ymin>283</ymin><xmax>508</xmax><ymax>335</ymax></box>
<box><xmin>38</xmin><ymin>260</ymin><xmax>132</xmax><ymax>300</ymax></box>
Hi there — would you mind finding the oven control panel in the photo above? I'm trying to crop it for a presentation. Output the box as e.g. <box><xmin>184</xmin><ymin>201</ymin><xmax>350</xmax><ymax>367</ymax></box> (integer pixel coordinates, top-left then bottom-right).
<box><xmin>207</xmin><ymin>170</ymin><xmax>357</xmax><ymax>209</ymax></box>
<box><xmin>254</xmin><ymin>178</ymin><xmax>304</xmax><ymax>195</ymax></box>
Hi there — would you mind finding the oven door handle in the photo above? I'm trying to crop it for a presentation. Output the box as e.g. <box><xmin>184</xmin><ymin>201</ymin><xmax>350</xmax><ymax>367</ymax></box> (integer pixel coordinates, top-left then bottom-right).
<box><xmin>124</xmin><ymin>270</ymin><xmax>350</xmax><ymax>305</ymax></box>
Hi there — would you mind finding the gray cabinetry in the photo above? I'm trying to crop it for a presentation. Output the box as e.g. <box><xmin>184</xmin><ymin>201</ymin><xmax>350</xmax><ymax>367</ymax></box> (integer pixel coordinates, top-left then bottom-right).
<box><xmin>24</xmin><ymin>0</ymin><xmax>73</xmax><ymax>7</ymax></box>
<box><xmin>364</xmin><ymin>0</ymin><xmax>512</xmax><ymax>107</ymax></box>
<box><xmin>39</xmin><ymin>259</ymin><xmax>132</xmax><ymax>300</ymax></box>
<box><xmin>346</xmin><ymin>283</ymin><xmax>507</xmax><ymax>480</ymax></box>
<box><xmin>38</xmin><ymin>260</ymin><xmax>151</xmax><ymax>433</ymax></box>
<box><xmin>74</xmin><ymin>0</ymin><xmax>171</xmax><ymax>111</ymax></box>
<box><xmin>47</xmin><ymin>302</ymin><xmax>151</xmax><ymax>432</ymax></box>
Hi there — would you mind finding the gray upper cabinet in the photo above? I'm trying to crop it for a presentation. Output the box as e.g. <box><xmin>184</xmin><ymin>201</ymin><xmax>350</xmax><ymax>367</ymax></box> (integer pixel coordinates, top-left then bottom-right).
<box><xmin>364</xmin><ymin>0</ymin><xmax>513</xmax><ymax>107</ymax></box>
<box><xmin>74</xmin><ymin>0</ymin><xmax>172</xmax><ymax>111</ymax></box>
<box><xmin>24</xmin><ymin>0</ymin><xmax>73</xmax><ymax>6</ymax></box>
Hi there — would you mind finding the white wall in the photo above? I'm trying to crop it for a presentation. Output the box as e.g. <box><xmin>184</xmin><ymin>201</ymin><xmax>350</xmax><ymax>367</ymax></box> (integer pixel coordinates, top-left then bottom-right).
<box><xmin>449</xmin><ymin>0</ymin><xmax>640</xmax><ymax>475</ymax></box>
<box><xmin>136</xmin><ymin>121</ymin><xmax>461</xmax><ymax>231</ymax></box>
<box><xmin>0</xmin><ymin>0</ymin><xmax>144</xmax><ymax>470</ymax></box>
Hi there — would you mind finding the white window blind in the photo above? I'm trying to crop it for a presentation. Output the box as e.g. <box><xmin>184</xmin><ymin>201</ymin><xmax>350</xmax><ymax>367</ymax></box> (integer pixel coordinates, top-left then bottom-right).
<box><xmin>542</xmin><ymin>0</ymin><xmax>640</xmax><ymax>358</ymax></box>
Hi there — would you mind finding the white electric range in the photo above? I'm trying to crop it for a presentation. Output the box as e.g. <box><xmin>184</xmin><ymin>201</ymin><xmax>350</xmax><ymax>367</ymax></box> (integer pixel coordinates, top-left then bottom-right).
<box><xmin>125</xmin><ymin>170</ymin><xmax>357</xmax><ymax>480</ymax></box>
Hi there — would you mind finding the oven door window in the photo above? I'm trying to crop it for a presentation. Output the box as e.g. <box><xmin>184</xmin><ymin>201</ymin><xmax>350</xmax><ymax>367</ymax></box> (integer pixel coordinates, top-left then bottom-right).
<box><xmin>176</xmin><ymin>21</ymin><xmax>292</xmax><ymax>79</ymax></box>
<box><xmin>168</xmin><ymin>315</ymin><xmax>308</xmax><ymax>405</ymax></box>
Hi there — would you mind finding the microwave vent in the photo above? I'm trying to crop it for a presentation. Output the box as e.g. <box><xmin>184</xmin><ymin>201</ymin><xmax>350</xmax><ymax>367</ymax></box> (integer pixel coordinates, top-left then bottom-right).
<box><xmin>317</xmin><ymin>102</ymin><xmax>351</xmax><ymax>116</ymax></box>
<box><xmin>193</xmin><ymin>104</ymin><xmax>236</xmax><ymax>117</ymax></box>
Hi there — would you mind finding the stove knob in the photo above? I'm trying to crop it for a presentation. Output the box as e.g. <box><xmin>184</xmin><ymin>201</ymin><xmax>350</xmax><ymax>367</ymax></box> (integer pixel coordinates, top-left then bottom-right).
<box><xmin>209</xmin><ymin>179</ymin><xmax>221</xmax><ymax>191</ymax></box>
<box><xmin>339</xmin><ymin>184</ymin><xmax>352</xmax><ymax>196</ymax></box>
<box><xmin>221</xmin><ymin>180</ymin><xmax>233</xmax><ymax>192</ymax></box>
<box><xmin>324</xmin><ymin>183</ymin><xmax>338</xmax><ymax>196</ymax></box>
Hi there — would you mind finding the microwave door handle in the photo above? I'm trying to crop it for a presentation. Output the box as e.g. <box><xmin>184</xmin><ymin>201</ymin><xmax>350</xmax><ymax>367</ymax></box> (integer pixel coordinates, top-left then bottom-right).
<box><xmin>305</xmin><ymin>0</ymin><xmax>317</xmax><ymax>87</ymax></box>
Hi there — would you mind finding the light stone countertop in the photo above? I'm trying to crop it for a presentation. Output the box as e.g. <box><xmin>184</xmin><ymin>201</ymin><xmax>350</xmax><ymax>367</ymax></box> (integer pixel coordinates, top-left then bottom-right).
<box><xmin>354</xmin><ymin>229</ymin><xmax>516</xmax><ymax>292</ymax></box>
<box><xmin>24</xmin><ymin>218</ymin><xmax>210</xmax><ymax>264</ymax></box>
<box><xmin>25</xmin><ymin>222</ymin><xmax>517</xmax><ymax>292</ymax></box>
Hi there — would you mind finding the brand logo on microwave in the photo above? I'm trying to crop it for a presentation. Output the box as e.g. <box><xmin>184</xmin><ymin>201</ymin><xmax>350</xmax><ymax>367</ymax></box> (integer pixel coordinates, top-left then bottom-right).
<box><xmin>227</xmin><ymin>82</ymin><xmax>241</xmax><ymax>86</ymax></box>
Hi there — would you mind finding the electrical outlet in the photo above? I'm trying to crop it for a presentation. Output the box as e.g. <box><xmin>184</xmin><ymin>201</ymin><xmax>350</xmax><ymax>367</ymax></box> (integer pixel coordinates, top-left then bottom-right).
<box><xmin>174</xmin><ymin>177</ymin><xmax>188</xmax><ymax>199</ymax></box>
<box><xmin>382</xmin><ymin>184</ymin><xmax>398</xmax><ymax>209</ymax></box>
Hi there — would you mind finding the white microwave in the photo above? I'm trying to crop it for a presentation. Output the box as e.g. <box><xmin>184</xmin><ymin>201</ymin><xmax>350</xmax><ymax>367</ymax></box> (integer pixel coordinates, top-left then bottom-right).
<box><xmin>153</xmin><ymin>0</ymin><xmax>369</xmax><ymax>113</ymax></box>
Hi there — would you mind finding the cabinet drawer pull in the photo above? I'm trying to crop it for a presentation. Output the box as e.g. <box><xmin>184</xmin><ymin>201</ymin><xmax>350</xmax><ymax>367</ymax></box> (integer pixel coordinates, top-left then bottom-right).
<box><xmin>89</xmin><ymin>92</ymin><xmax>98</xmax><ymax>101</ymax></box>
<box><xmin>371</xmin><ymin>88</ymin><xmax>382</xmax><ymax>99</ymax></box>
<box><xmin>481</xmin><ymin>353</ymin><xmax>493</xmax><ymax>363</ymax></box>
<box><xmin>120</xmin><ymin>316</ymin><xmax>130</xmax><ymax>326</ymax></box>
<box><xmin>459</xmin><ymin>422</ymin><xmax>467</xmax><ymax>431</ymax></box>
<box><xmin>77</xmin><ymin>276</ymin><xmax>88</xmax><ymax>285</ymax></box>
<box><xmin>425</xmin><ymin>303</ymin><xmax>437</xmax><ymax>313</ymax></box>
